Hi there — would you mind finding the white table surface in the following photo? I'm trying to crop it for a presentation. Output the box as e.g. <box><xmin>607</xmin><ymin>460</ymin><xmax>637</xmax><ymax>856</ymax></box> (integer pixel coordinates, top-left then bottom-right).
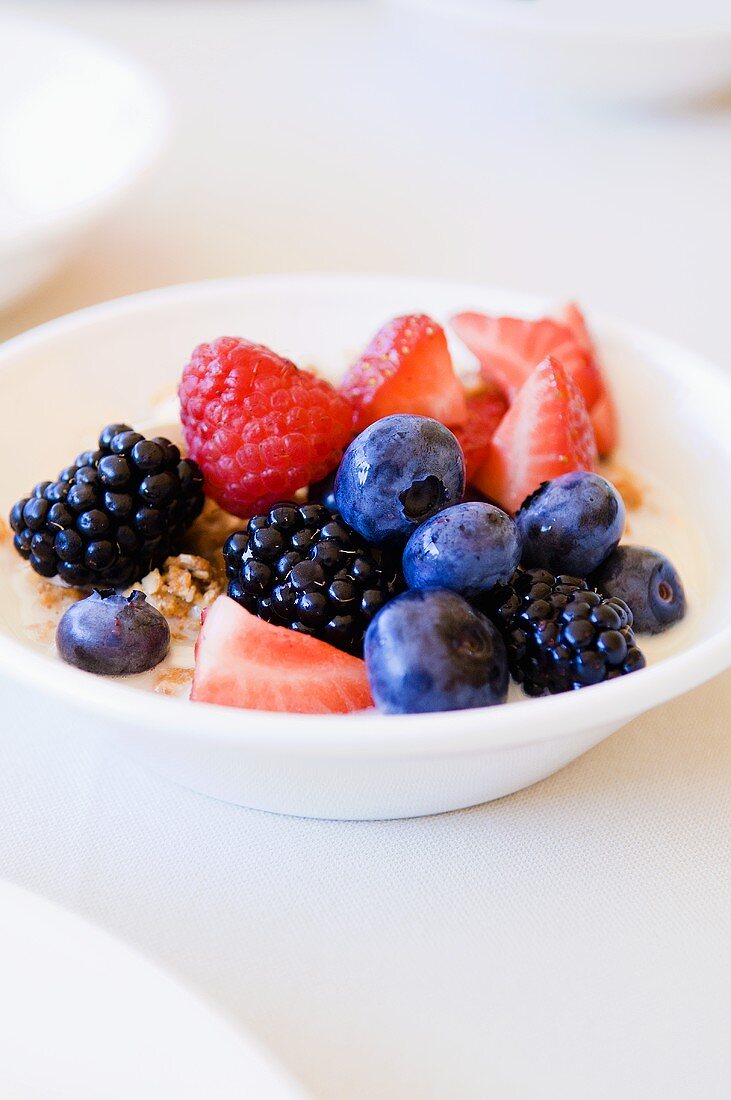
<box><xmin>2</xmin><ymin>2</ymin><xmax>730</xmax><ymax>1098</ymax></box>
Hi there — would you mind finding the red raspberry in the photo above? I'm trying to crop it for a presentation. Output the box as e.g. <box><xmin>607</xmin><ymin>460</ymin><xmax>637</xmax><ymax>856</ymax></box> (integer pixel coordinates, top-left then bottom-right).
<box><xmin>179</xmin><ymin>337</ymin><xmax>354</xmax><ymax>517</ymax></box>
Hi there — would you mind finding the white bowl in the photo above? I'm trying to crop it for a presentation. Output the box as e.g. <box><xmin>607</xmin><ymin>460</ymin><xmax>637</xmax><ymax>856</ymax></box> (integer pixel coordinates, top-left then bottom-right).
<box><xmin>0</xmin><ymin>273</ymin><xmax>729</xmax><ymax>820</ymax></box>
<box><xmin>385</xmin><ymin>0</ymin><xmax>731</xmax><ymax>105</ymax></box>
<box><xmin>0</xmin><ymin>15</ymin><xmax>168</xmax><ymax>311</ymax></box>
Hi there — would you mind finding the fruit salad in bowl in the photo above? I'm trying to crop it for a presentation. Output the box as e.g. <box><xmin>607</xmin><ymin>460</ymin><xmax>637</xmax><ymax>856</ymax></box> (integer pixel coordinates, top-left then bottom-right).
<box><xmin>0</xmin><ymin>274</ymin><xmax>727</xmax><ymax>818</ymax></box>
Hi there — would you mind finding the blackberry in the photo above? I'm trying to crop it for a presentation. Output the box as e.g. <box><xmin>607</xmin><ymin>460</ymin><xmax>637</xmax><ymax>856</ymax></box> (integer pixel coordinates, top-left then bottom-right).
<box><xmin>9</xmin><ymin>424</ymin><xmax>205</xmax><ymax>588</ymax></box>
<box><xmin>223</xmin><ymin>501</ymin><xmax>403</xmax><ymax>655</ymax></box>
<box><xmin>478</xmin><ymin>567</ymin><xmax>646</xmax><ymax>696</ymax></box>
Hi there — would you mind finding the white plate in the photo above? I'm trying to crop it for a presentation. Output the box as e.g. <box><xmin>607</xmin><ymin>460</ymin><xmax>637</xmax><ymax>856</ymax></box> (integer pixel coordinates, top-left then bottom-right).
<box><xmin>0</xmin><ymin>877</ymin><xmax>308</xmax><ymax>1099</ymax></box>
<box><xmin>0</xmin><ymin>273</ymin><xmax>729</xmax><ymax>820</ymax></box>
<box><xmin>384</xmin><ymin>0</ymin><xmax>731</xmax><ymax>105</ymax></box>
<box><xmin>0</xmin><ymin>14</ymin><xmax>168</xmax><ymax>310</ymax></box>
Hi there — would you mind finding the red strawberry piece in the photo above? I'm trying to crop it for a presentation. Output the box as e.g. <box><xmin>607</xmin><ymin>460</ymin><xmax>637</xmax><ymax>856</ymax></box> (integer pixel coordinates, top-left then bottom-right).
<box><xmin>340</xmin><ymin>313</ymin><xmax>467</xmax><ymax>432</ymax></box>
<box><xmin>555</xmin><ymin>301</ymin><xmax>618</xmax><ymax>455</ymax></box>
<box><xmin>179</xmin><ymin>337</ymin><xmax>353</xmax><ymax>517</ymax></box>
<box><xmin>451</xmin><ymin>311</ymin><xmax>603</xmax><ymax>410</ymax></box>
<box><xmin>473</xmin><ymin>356</ymin><xmax>598</xmax><ymax>513</ymax></box>
<box><xmin>554</xmin><ymin>301</ymin><xmax>593</xmax><ymax>353</ymax></box>
<box><xmin>452</xmin><ymin>382</ymin><xmax>508</xmax><ymax>483</ymax></box>
<box><xmin>191</xmin><ymin>596</ymin><xmax>373</xmax><ymax>713</ymax></box>
<box><xmin>590</xmin><ymin>391</ymin><xmax>619</xmax><ymax>457</ymax></box>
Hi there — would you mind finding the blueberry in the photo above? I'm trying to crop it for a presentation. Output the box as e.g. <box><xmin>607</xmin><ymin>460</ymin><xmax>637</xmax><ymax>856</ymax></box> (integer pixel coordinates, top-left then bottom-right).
<box><xmin>517</xmin><ymin>472</ymin><xmax>625</xmax><ymax>576</ymax></box>
<box><xmin>334</xmin><ymin>415</ymin><xmax>465</xmax><ymax>547</ymax></box>
<box><xmin>364</xmin><ymin>588</ymin><xmax>508</xmax><ymax>713</ymax></box>
<box><xmin>56</xmin><ymin>589</ymin><xmax>170</xmax><ymax>675</ymax></box>
<box><xmin>590</xmin><ymin>545</ymin><xmax>686</xmax><ymax>634</ymax></box>
<box><xmin>403</xmin><ymin>502</ymin><xmax>522</xmax><ymax>598</ymax></box>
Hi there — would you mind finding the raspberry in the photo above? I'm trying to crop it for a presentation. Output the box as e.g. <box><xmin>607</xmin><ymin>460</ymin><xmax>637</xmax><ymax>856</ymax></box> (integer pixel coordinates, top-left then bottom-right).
<box><xmin>179</xmin><ymin>337</ymin><xmax>354</xmax><ymax>517</ymax></box>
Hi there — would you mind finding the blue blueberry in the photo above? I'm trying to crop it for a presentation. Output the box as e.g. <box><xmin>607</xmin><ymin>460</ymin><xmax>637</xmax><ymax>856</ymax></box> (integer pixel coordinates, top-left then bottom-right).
<box><xmin>364</xmin><ymin>588</ymin><xmax>508</xmax><ymax>713</ymax></box>
<box><xmin>403</xmin><ymin>501</ymin><xmax>522</xmax><ymax>598</ymax></box>
<box><xmin>590</xmin><ymin>545</ymin><xmax>685</xmax><ymax>634</ymax></box>
<box><xmin>334</xmin><ymin>414</ymin><xmax>465</xmax><ymax>547</ymax></box>
<box><xmin>516</xmin><ymin>472</ymin><xmax>625</xmax><ymax>577</ymax></box>
<box><xmin>56</xmin><ymin>589</ymin><xmax>170</xmax><ymax>675</ymax></box>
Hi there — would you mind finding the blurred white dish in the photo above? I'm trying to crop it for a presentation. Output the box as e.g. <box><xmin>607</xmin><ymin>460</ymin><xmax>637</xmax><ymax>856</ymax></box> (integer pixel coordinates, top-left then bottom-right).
<box><xmin>386</xmin><ymin>0</ymin><xmax>731</xmax><ymax>105</ymax></box>
<box><xmin>0</xmin><ymin>878</ymin><xmax>308</xmax><ymax>1099</ymax></box>
<box><xmin>0</xmin><ymin>15</ymin><xmax>168</xmax><ymax>310</ymax></box>
<box><xmin>0</xmin><ymin>274</ymin><xmax>729</xmax><ymax>820</ymax></box>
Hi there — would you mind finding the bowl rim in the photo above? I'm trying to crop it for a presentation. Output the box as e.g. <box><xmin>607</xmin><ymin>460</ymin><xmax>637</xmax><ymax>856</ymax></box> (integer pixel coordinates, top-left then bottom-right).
<box><xmin>0</xmin><ymin>12</ymin><xmax>170</xmax><ymax>250</ymax></box>
<box><xmin>0</xmin><ymin>271</ymin><xmax>729</xmax><ymax>760</ymax></box>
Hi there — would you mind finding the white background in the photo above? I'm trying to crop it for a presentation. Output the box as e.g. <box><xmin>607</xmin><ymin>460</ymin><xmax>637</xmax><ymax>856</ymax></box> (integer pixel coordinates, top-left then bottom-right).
<box><xmin>1</xmin><ymin>2</ymin><xmax>730</xmax><ymax>1098</ymax></box>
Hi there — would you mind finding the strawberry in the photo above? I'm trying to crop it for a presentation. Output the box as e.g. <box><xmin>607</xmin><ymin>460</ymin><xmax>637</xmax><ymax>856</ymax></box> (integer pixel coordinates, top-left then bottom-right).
<box><xmin>590</xmin><ymin>391</ymin><xmax>619</xmax><ymax>457</ymax></box>
<box><xmin>451</xmin><ymin>382</ymin><xmax>508</xmax><ymax>482</ymax></box>
<box><xmin>340</xmin><ymin>313</ymin><xmax>467</xmax><ymax>432</ymax></box>
<box><xmin>473</xmin><ymin>356</ymin><xmax>598</xmax><ymax>513</ymax></box>
<box><xmin>191</xmin><ymin>596</ymin><xmax>373</xmax><ymax>713</ymax></box>
<box><xmin>451</xmin><ymin>311</ymin><xmax>603</xmax><ymax>410</ymax></box>
<box><xmin>554</xmin><ymin>301</ymin><xmax>593</xmax><ymax>353</ymax></box>
<box><xmin>555</xmin><ymin>302</ymin><xmax>618</xmax><ymax>455</ymax></box>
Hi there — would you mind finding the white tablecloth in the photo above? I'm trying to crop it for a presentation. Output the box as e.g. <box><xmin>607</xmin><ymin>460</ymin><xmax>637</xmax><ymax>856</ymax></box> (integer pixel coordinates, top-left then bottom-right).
<box><xmin>2</xmin><ymin>3</ymin><xmax>730</xmax><ymax>1097</ymax></box>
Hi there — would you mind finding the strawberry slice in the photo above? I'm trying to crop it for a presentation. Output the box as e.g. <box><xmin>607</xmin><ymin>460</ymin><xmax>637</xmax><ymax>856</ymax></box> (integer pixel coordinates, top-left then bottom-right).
<box><xmin>473</xmin><ymin>356</ymin><xmax>598</xmax><ymax>513</ymax></box>
<box><xmin>554</xmin><ymin>301</ymin><xmax>593</xmax><ymax>352</ymax></box>
<box><xmin>589</xmin><ymin>391</ymin><xmax>619</xmax><ymax>457</ymax></box>
<box><xmin>191</xmin><ymin>596</ymin><xmax>373</xmax><ymax>713</ymax></box>
<box><xmin>451</xmin><ymin>311</ymin><xmax>603</xmax><ymax>411</ymax></box>
<box><xmin>555</xmin><ymin>301</ymin><xmax>618</xmax><ymax>455</ymax></box>
<box><xmin>340</xmin><ymin>313</ymin><xmax>467</xmax><ymax>432</ymax></box>
<box><xmin>452</xmin><ymin>381</ymin><xmax>508</xmax><ymax>482</ymax></box>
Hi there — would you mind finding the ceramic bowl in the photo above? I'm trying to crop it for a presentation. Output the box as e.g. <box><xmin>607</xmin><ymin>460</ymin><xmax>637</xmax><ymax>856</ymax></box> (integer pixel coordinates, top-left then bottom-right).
<box><xmin>385</xmin><ymin>0</ymin><xmax>731</xmax><ymax>105</ymax></box>
<box><xmin>0</xmin><ymin>274</ymin><xmax>729</xmax><ymax>819</ymax></box>
<box><xmin>0</xmin><ymin>14</ymin><xmax>168</xmax><ymax>311</ymax></box>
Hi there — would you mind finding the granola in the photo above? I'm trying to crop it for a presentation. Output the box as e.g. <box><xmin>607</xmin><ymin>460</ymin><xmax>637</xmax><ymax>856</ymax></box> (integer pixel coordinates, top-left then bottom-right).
<box><xmin>600</xmin><ymin>461</ymin><xmax>646</xmax><ymax>512</ymax></box>
<box><xmin>132</xmin><ymin>554</ymin><xmax>223</xmax><ymax>640</ymax></box>
<box><xmin>153</xmin><ymin>666</ymin><xmax>194</xmax><ymax>696</ymax></box>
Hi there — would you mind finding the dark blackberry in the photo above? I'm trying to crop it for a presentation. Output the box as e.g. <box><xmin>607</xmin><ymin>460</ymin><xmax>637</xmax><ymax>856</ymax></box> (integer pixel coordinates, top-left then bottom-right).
<box><xmin>8</xmin><ymin>424</ymin><xmax>205</xmax><ymax>588</ymax></box>
<box><xmin>478</xmin><ymin>567</ymin><xmax>646</xmax><ymax>696</ymax></box>
<box><xmin>223</xmin><ymin>501</ymin><xmax>403</xmax><ymax>655</ymax></box>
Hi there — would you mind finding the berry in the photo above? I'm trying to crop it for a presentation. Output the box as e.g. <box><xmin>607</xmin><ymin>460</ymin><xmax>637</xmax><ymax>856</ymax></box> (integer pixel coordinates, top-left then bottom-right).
<box><xmin>472</xmin><ymin>357</ymin><xmax>597</xmax><ymax>514</ymax></box>
<box><xmin>8</xmin><ymin>425</ymin><xmax>205</xmax><ymax>588</ymax></box>
<box><xmin>479</xmin><ymin>567</ymin><xmax>645</xmax><ymax>695</ymax></box>
<box><xmin>340</xmin><ymin>314</ymin><xmax>467</xmax><ymax>433</ymax></box>
<box><xmin>334</xmin><ymin>414</ymin><xmax>466</xmax><ymax>547</ymax></box>
<box><xmin>179</xmin><ymin>336</ymin><xmax>354</xmax><ymax>517</ymax></box>
<box><xmin>590</xmin><ymin>546</ymin><xmax>686</xmax><ymax>634</ymax></box>
<box><xmin>589</xmin><ymin>391</ymin><xmax>619</xmax><ymax>458</ymax></box>
<box><xmin>364</xmin><ymin>589</ymin><xmax>508</xmax><ymax>713</ymax></box>
<box><xmin>307</xmin><ymin>468</ymin><xmax>337</xmax><ymax>511</ymax></box>
<box><xmin>56</xmin><ymin>589</ymin><xmax>170</xmax><ymax>675</ymax></box>
<box><xmin>403</xmin><ymin>502</ymin><xmax>522</xmax><ymax>598</ymax></box>
<box><xmin>191</xmin><ymin>595</ymin><xmax>373</xmax><ymax>713</ymax></box>
<box><xmin>223</xmin><ymin>501</ymin><xmax>403</xmax><ymax>656</ymax></box>
<box><xmin>516</xmin><ymin>472</ymin><xmax>625</xmax><ymax>576</ymax></box>
<box><xmin>451</xmin><ymin>383</ymin><xmax>508</xmax><ymax>483</ymax></box>
<box><xmin>555</xmin><ymin>302</ymin><xmax>618</xmax><ymax>455</ymax></box>
<box><xmin>451</xmin><ymin>311</ymin><xmax>602</xmax><ymax>409</ymax></box>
